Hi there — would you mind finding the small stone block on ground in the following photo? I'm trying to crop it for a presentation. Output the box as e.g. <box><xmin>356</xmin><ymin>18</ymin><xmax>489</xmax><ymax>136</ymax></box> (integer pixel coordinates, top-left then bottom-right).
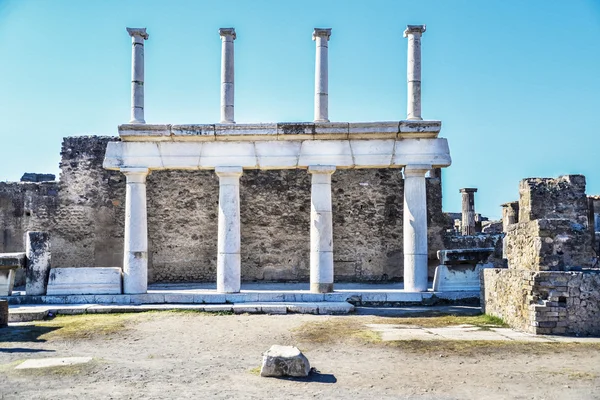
<box><xmin>260</xmin><ymin>345</ymin><xmax>311</xmax><ymax>377</ymax></box>
<box><xmin>0</xmin><ymin>300</ymin><xmax>8</xmax><ymax>327</ymax></box>
<box><xmin>15</xmin><ymin>357</ymin><xmax>93</xmax><ymax>370</ymax></box>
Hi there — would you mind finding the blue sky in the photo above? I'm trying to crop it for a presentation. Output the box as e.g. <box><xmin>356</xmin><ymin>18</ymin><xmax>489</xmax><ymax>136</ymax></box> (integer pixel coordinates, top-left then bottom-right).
<box><xmin>0</xmin><ymin>0</ymin><xmax>599</xmax><ymax>219</ymax></box>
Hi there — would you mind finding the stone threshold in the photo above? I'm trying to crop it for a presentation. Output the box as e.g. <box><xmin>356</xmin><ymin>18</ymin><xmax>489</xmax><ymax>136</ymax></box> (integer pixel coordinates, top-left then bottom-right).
<box><xmin>8</xmin><ymin>302</ymin><xmax>355</xmax><ymax>322</ymax></box>
<box><xmin>2</xmin><ymin>290</ymin><xmax>480</xmax><ymax>306</ymax></box>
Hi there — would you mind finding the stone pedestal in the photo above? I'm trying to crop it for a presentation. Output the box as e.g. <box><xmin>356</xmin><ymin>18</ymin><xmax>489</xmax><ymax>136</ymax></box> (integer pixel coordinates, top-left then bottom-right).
<box><xmin>25</xmin><ymin>232</ymin><xmax>51</xmax><ymax>296</ymax></box>
<box><xmin>309</xmin><ymin>166</ymin><xmax>335</xmax><ymax>293</ymax></box>
<box><xmin>313</xmin><ymin>28</ymin><xmax>331</xmax><ymax>123</ymax></box>
<box><xmin>47</xmin><ymin>267</ymin><xmax>122</xmax><ymax>295</ymax></box>
<box><xmin>216</xmin><ymin>167</ymin><xmax>243</xmax><ymax>293</ymax></box>
<box><xmin>122</xmin><ymin>168</ymin><xmax>149</xmax><ymax>294</ymax></box>
<box><xmin>0</xmin><ymin>253</ymin><xmax>26</xmax><ymax>296</ymax></box>
<box><xmin>433</xmin><ymin>248</ymin><xmax>494</xmax><ymax>291</ymax></box>
<box><xmin>219</xmin><ymin>28</ymin><xmax>236</xmax><ymax>124</ymax></box>
<box><xmin>403</xmin><ymin>25</ymin><xmax>426</xmax><ymax>120</ymax></box>
<box><xmin>403</xmin><ymin>165</ymin><xmax>429</xmax><ymax>292</ymax></box>
<box><xmin>126</xmin><ymin>28</ymin><xmax>149</xmax><ymax>124</ymax></box>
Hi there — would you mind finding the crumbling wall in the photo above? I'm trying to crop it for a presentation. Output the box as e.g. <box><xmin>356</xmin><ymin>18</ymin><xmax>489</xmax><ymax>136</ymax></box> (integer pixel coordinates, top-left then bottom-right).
<box><xmin>483</xmin><ymin>174</ymin><xmax>599</xmax><ymax>335</ymax></box>
<box><xmin>0</xmin><ymin>136</ymin><xmax>451</xmax><ymax>283</ymax></box>
<box><xmin>483</xmin><ymin>269</ymin><xmax>600</xmax><ymax>335</ymax></box>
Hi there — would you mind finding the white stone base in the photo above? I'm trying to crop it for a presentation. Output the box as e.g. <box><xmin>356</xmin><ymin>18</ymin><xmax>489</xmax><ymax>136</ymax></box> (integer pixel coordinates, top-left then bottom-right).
<box><xmin>433</xmin><ymin>263</ymin><xmax>492</xmax><ymax>292</ymax></box>
<box><xmin>47</xmin><ymin>268</ymin><xmax>122</xmax><ymax>295</ymax></box>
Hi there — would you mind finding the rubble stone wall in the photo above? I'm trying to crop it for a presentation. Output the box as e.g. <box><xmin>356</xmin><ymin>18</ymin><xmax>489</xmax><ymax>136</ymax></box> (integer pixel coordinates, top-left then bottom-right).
<box><xmin>518</xmin><ymin>175</ymin><xmax>588</xmax><ymax>224</ymax></box>
<box><xmin>504</xmin><ymin>219</ymin><xmax>593</xmax><ymax>271</ymax></box>
<box><xmin>0</xmin><ymin>136</ymin><xmax>451</xmax><ymax>284</ymax></box>
<box><xmin>483</xmin><ymin>269</ymin><xmax>600</xmax><ymax>335</ymax></box>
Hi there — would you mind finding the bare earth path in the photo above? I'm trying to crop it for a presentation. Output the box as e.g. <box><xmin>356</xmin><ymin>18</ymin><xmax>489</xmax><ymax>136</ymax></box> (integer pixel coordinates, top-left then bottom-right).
<box><xmin>1</xmin><ymin>312</ymin><xmax>599</xmax><ymax>399</ymax></box>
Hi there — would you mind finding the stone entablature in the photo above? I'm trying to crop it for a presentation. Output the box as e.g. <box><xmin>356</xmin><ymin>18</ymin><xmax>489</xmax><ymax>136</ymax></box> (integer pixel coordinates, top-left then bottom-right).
<box><xmin>104</xmin><ymin>122</ymin><xmax>449</xmax><ymax>171</ymax></box>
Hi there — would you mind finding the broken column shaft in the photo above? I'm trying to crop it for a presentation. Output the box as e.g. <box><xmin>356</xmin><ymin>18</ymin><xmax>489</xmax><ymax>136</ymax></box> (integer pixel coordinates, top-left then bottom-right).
<box><xmin>403</xmin><ymin>25</ymin><xmax>426</xmax><ymax>120</ymax></box>
<box><xmin>460</xmin><ymin>188</ymin><xmax>477</xmax><ymax>235</ymax></box>
<box><xmin>219</xmin><ymin>28</ymin><xmax>236</xmax><ymax>124</ymax></box>
<box><xmin>313</xmin><ymin>28</ymin><xmax>331</xmax><ymax>123</ymax></box>
<box><xmin>126</xmin><ymin>28</ymin><xmax>149</xmax><ymax>124</ymax></box>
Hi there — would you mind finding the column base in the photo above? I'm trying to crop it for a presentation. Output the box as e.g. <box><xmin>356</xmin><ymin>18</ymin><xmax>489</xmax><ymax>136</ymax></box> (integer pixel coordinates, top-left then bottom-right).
<box><xmin>123</xmin><ymin>251</ymin><xmax>148</xmax><ymax>294</ymax></box>
<box><xmin>217</xmin><ymin>252</ymin><xmax>241</xmax><ymax>294</ymax></box>
<box><xmin>310</xmin><ymin>282</ymin><xmax>334</xmax><ymax>293</ymax></box>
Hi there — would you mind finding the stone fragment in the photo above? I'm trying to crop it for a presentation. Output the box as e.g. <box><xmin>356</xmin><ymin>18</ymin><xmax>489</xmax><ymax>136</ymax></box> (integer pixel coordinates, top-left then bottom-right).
<box><xmin>15</xmin><ymin>357</ymin><xmax>93</xmax><ymax>370</ymax></box>
<box><xmin>260</xmin><ymin>345</ymin><xmax>311</xmax><ymax>378</ymax></box>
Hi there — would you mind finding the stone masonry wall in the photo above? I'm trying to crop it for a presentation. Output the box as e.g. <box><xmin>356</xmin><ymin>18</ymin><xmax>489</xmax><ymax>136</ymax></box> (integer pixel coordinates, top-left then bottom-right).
<box><xmin>519</xmin><ymin>175</ymin><xmax>588</xmax><ymax>224</ymax></box>
<box><xmin>483</xmin><ymin>269</ymin><xmax>600</xmax><ymax>335</ymax></box>
<box><xmin>504</xmin><ymin>218</ymin><xmax>593</xmax><ymax>271</ymax></box>
<box><xmin>0</xmin><ymin>136</ymin><xmax>451</xmax><ymax>284</ymax></box>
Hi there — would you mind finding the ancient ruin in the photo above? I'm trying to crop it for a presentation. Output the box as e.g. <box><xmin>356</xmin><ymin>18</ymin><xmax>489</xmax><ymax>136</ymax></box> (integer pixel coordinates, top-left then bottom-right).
<box><xmin>1</xmin><ymin>25</ymin><xmax>598</xmax><ymax>336</ymax></box>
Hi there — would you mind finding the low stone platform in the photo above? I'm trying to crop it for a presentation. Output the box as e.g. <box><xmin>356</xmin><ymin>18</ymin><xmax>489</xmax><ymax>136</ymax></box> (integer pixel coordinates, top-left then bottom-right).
<box><xmin>2</xmin><ymin>282</ymin><xmax>479</xmax><ymax>306</ymax></box>
<box><xmin>8</xmin><ymin>301</ymin><xmax>355</xmax><ymax>322</ymax></box>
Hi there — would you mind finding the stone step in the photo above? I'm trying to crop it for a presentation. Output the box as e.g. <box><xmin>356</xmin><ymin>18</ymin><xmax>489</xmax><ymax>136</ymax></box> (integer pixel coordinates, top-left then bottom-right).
<box><xmin>7</xmin><ymin>302</ymin><xmax>355</xmax><ymax>322</ymax></box>
<box><xmin>2</xmin><ymin>290</ymin><xmax>479</xmax><ymax>306</ymax></box>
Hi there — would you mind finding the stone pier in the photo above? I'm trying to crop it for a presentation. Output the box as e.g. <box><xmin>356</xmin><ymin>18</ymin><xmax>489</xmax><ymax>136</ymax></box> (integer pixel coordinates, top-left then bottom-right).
<box><xmin>219</xmin><ymin>28</ymin><xmax>236</xmax><ymax>124</ymax></box>
<box><xmin>216</xmin><ymin>167</ymin><xmax>243</xmax><ymax>293</ymax></box>
<box><xmin>25</xmin><ymin>231</ymin><xmax>51</xmax><ymax>296</ymax></box>
<box><xmin>308</xmin><ymin>166</ymin><xmax>335</xmax><ymax>293</ymax></box>
<box><xmin>403</xmin><ymin>165</ymin><xmax>430</xmax><ymax>292</ymax></box>
<box><xmin>122</xmin><ymin>168</ymin><xmax>149</xmax><ymax>294</ymax></box>
<box><xmin>313</xmin><ymin>28</ymin><xmax>331</xmax><ymax>123</ymax></box>
<box><xmin>126</xmin><ymin>28</ymin><xmax>149</xmax><ymax>124</ymax></box>
<box><xmin>403</xmin><ymin>25</ymin><xmax>426</xmax><ymax>120</ymax></box>
<box><xmin>460</xmin><ymin>188</ymin><xmax>477</xmax><ymax>235</ymax></box>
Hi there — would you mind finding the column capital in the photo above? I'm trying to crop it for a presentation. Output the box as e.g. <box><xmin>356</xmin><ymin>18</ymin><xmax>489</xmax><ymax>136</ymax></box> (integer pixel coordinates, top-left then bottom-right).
<box><xmin>126</xmin><ymin>27</ymin><xmax>149</xmax><ymax>40</ymax></box>
<box><xmin>219</xmin><ymin>28</ymin><xmax>237</xmax><ymax>40</ymax></box>
<box><xmin>121</xmin><ymin>167</ymin><xmax>150</xmax><ymax>182</ymax></box>
<box><xmin>403</xmin><ymin>25</ymin><xmax>426</xmax><ymax>37</ymax></box>
<box><xmin>215</xmin><ymin>166</ymin><xmax>243</xmax><ymax>178</ymax></box>
<box><xmin>459</xmin><ymin>188</ymin><xmax>478</xmax><ymax>194</ymax></box>
<box><xmin>403</xmin><ymin>164</ymin><xmax>431</xmax><ymax>177</ymax></box>
<box><xmin>308</xmin><ymin>165</ymin><xmax>336</xmax><ymax>175</ymax></box>
<box><xmin>313</xmin><ymin>28</ymin><xmax>332</xmax><ymax>41</ymax></box>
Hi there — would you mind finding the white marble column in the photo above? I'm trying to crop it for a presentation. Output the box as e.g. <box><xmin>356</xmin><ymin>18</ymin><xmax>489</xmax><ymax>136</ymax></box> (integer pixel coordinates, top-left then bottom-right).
<box><xmin>219</xmin><ymin>28</ymin><xmax>236</xmax><ymax>124</ymax></box>
<box><xmin>403</xmin><ymin>165</ymin><xmax>430</xmax><ymax>292</ymax></box>
<box><xmin>216</xmin><ymin>166</ymin><xmax>243</xmax><ymax>293</ymax></box>
<box><xmin>126</xmin><ymin>28</ymin><xmax>149</xmax><ymax>124</ymax></box>
<box><xmin>403</xmin><ymin>25</ymin><xmax>426</xmax><ymax>121</ymax></box>
<box><xmin>308</xmin><ymin>166</ymin><xmax>335</xmax><ymax>293</ymax></box>
<box><xmin>313</xmin><ymin>28</ymin><xmax>332</xmax><ymax>123</ymax></box>
<box><xmin>122</xmin><ymin>168</ymin><xmax>150</xmax><ymax>294</ymax></box>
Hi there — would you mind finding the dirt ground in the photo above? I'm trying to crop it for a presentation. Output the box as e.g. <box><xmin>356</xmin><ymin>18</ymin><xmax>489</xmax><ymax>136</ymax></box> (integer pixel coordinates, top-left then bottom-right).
<box><xmin>1</xmin><ymin>312</ymin><xmax>600</xmax><ymax>400</ymax></box>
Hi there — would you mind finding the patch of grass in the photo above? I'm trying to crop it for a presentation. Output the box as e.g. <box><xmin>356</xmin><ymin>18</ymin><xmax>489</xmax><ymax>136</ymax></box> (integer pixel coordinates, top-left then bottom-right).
<box><xmin>293</xmin><ymin>317</ymin><xmax>381</xmax><ymax>344</ymax></box>
<box><xmin>30</xmin><ymin>314</ymin><xmax>139</xmax><ymax>340</ymax></box>
<box><xmin>373</xmin><ymin>314</ymin><xmax>508</xmax><ymax>329</ymax></box>
<box><xmin>249</xmin><ymin>366</ymin><xmax>262</xmax><ymax>376</ymax></box>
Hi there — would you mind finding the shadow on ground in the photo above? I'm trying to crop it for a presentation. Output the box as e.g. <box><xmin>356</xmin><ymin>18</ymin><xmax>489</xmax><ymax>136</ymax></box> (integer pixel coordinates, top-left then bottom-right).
<box><xmin>0</xmin><ymin>325</ymin><xmax>59</xmax><ymax>343</ymax></box>
<box><xmin>354</xmin><ymin>306</ymin><xmax>481</xmax><ymax>317</ymax></box>
<box><xmin>276</xmin><ymin>370</ymin><xmax>337</xmax><ymax>384</ymax></box>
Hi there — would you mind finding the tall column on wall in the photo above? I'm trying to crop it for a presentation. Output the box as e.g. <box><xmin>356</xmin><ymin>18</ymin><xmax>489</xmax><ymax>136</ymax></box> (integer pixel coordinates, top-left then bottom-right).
<box><xmin>308</xmin><ymin>166</ymin><xmax>335</xmax><ymax>293</ymax></box>
<box><xmin>403</xmin><ymin>165</ymin><xmax>430</xmax><ymax>292</ymax></box>
<box><xmin>403</xmin><ymin>25</ymin><xmax>426</xmax><ymax>120</ymax></box>
<box><xmin>460</xmin><ymin>188</ymin><xmax>478</xmax><ymax>235</ymax></box>
<box><xmin>126</xmin><ymin>28</ymin><xmax>149</xmax><ymax>124</ymax></box>
<box><xmin>122</xmin><ymin>168</ymin><xmax>150</xmax><ymax>294</ymax></box>
<box><xmin>313</xmin><ymin>28</ymin><xmax>331</xmax><ymax>123</ymax></box>
<box><xmin>216</xmin><ymin>167</ymin><xmax>243</xmax><ymax>293</ymax></box>
<box><xmin>219</xmin><ymin>28</ymin><xmax>236</xmax><ymax>124</ymax></box>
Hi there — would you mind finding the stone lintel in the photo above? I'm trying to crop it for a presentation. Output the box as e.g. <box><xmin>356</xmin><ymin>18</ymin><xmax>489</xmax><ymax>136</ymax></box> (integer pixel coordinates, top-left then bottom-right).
<box><xmin>312</xmin><ymin>28</ymin><xmax>332</xmax><ymax>41</ymax></box>
<box><xmin>0</xmin><ymin>253</ymin><xmax>26</xmax><ymax>269</ymax></box>
<box><xmin>117</xmin><ymin>121</ymin><xmax>442</xmax><ymax>142</ymax></box>
<box><xmin>126</xmin><ymin>27</ymin><xmax>149</xmax><ymax>40</ymax></box>
<box><xmin>403</xmin><ymin>25</ymin><xmax>426</xmax><ymax>37</ymax></box>
<box><xmin>437</xmin><ymin>248</ymin><xmax>495</xmax><ymax>265</ymax></box>
<box><xmin>219</xmin><ymin>28</ymin><xmax>236</xmax><ymax>40</ymax></box>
